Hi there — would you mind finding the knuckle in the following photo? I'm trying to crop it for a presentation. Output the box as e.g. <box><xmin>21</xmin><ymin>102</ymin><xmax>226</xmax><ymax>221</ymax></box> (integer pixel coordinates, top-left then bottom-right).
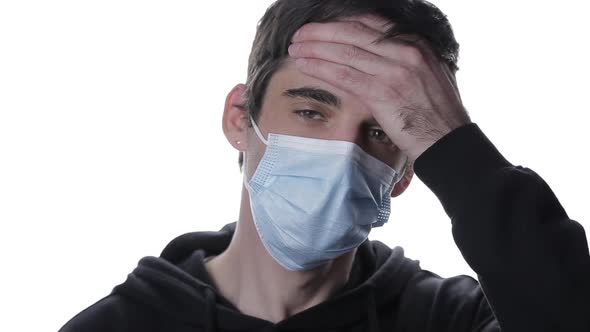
<box><xmin>343</xmin><ymin>46</ymin><xmax>361</xmax><ymax>62</ymax></box>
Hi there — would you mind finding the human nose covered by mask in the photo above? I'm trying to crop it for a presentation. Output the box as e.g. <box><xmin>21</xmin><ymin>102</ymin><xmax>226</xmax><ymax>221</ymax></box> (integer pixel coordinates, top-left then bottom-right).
<box><xmin>243</xmin><ymin>116</ymin><xmax>404</xmax><ymax>271</ymax></box>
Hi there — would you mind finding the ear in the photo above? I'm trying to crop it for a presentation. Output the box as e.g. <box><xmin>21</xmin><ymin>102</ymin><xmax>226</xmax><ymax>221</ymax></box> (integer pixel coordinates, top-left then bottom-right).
<box><xmin>222</xmin><ymin>84</ymin><xmax>249</xmax><ymax>151</ymax></box>
<box><xmin>391</xmin><ymin>163</ymin><xmax>414</xmax><ymax>198</ymax></box>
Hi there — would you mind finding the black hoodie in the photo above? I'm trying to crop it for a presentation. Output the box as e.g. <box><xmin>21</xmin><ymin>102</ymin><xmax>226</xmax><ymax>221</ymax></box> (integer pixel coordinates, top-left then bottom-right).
<box><xmin>59</xmin><ymin>123</ymin><xmax>590</xmax><ymax>331</ymax></box>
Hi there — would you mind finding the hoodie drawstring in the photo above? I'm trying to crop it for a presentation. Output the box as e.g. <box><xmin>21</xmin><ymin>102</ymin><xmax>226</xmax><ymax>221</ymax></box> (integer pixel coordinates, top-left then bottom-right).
<box><xmin>366</xmin><ymin>289</ymin><xmax>380</xmax><ymax>332</ymax></box>
<box><xmin>205</xmin><ymin>288</ymin><xmax>217</xmax><ymax>332</ymax></box>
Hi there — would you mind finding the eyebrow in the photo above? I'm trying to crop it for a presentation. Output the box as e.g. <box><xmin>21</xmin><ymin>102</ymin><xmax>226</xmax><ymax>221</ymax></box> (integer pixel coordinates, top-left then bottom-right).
<box><xmin>282</xmin><ymin>86</ymin><xmax>342</xmax><ymax>109</ymax></box>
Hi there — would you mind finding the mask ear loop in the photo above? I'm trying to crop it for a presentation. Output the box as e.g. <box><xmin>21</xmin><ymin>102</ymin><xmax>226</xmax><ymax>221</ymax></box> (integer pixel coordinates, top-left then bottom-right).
<box><xmin>243</xmin><ymin>115</ymin><xmax>269</xmax><ymax>185</ymax></box>
<box><xmin>398</xmin><ymin>155</ymin><xmax>410</xmax><ymax>178</ymax></box>
<box><xmin>387</xmin><ymin>155</ymin><xmax>409</xmax><ymax>192</ymax></box>
<box><xmin>374</xmin><ymin>154</ymin><xmax>408</xmax><ymax>228</ymax></box>
<box><xmin>249</xmin><ymin>116</ymin><xmax>269</xmax><ymax>145</ymax></box>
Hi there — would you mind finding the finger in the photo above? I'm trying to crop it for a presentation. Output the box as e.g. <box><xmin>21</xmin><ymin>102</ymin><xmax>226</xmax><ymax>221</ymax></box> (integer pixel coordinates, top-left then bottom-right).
<box><xmin>292</xmin><ymin>21</ymin><xmax>430</xmax><ymax>67</ymax></box>
<box><xmin>288</xmin><ymin>41</ymin><xmax>389</xmax><ymax>76</ymax></box>
<box><xmin>337</xmin><ymin>14</ymin><xmax>394</xmax><ymax>34</ymax></box>
<box><xmin>294</xmin><ymin>57</ymin><xmax>413</xmax><ymax>149</ymax></box>
<box><xmin>294</xmin><ymin>57</ymin><xmax>370</xmax><ymax>97</ymax></box>
<box><xmin>294</xmin><ymin>57</ymin><xmax>398</xmax><ymax>106</ymax></box>
<box><xmin>335</xmin><ymin>16</ymin><xmax>437</xmax><ymax>62</ymax></box>
<box><xmin>338</xmin><ymin>15</ymin><xmax>430</xmax><ymax>50</ymax></box>
<box><xmin>292</xmin><ymin>21</ymin><xmax>385</xmax><ymax>56</ymax></box>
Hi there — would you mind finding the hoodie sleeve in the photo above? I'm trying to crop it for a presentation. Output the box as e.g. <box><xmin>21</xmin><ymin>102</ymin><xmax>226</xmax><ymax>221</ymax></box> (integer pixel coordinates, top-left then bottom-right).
<box><xmin>412</xmin><ymin>123</ymin><xmax>590</xmax><ymax>331</ymax></box>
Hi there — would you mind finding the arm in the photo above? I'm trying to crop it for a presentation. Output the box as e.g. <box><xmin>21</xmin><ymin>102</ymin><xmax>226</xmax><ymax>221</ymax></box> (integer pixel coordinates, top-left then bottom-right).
<box><xmin>413</xmin><ymin>123</ymin><xmax>590</xmax><ymax>331</ymax></box>
<box><xmin>286</xmin><ymin>15</ymin><xmax>590</xmax><ymax>330</ymax></box>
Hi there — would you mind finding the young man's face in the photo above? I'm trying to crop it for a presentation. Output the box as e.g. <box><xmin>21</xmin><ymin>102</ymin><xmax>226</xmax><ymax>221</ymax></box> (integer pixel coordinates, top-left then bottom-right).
<box><xmin>243</xmin><ymin>57</ymin><xmax>412</xmax><ymax>196</ymax></box>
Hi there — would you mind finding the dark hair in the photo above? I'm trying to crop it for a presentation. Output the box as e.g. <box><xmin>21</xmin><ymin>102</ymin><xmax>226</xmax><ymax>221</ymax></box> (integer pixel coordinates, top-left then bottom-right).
<box><xmin>238</xmin><ymin>0</ymin><xmax>460</xmax><ymax>170</ymax></box>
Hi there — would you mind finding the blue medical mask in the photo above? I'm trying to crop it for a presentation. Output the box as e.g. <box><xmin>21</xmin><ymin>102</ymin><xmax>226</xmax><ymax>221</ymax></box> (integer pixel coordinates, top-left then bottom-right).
<box><xmin>244</xmin><ymin>117</ymin><xmax>403</xmax><ymax>271</ymax></box>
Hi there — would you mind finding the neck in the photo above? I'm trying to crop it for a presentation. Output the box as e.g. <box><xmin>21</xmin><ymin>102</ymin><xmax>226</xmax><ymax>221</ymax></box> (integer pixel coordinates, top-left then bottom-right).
<box><xmin>205</xmin><ymin>186</ymin><xmax>356</xmax><ymax>323</ymax></box>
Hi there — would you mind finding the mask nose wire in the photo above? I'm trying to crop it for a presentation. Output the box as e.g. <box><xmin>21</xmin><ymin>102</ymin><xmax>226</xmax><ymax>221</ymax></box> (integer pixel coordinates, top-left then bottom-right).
<box><xmin>249</xmin><ymin>116</ymin><xmax>269</xmax><ymax>146</ymax></box>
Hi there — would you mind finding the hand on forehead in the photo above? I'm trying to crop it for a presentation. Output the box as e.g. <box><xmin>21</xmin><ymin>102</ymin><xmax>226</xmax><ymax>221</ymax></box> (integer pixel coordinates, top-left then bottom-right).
<box><xmin>287</xmin><ymin>12</ymin><xmax>468</xmax><ymax>163</ymax></box>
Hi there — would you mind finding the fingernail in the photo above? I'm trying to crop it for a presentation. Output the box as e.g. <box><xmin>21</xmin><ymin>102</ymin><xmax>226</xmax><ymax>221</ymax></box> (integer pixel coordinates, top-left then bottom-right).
<box><xmin>288</xmin><ymin>43</ymin><xmax>299</xmax><ymax>55</ymax></box>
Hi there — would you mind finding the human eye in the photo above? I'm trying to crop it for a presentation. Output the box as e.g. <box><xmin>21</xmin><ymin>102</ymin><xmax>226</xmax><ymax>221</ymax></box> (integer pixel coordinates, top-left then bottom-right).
<box><xmin>368</xmin><ymin>127</ymin><xmax>393</xmax><ymax>145</ymax></box>
<box><xmin>294</xmin><ymin>109</ymin><xmax>326</xmax><ymax>121</ymax></box>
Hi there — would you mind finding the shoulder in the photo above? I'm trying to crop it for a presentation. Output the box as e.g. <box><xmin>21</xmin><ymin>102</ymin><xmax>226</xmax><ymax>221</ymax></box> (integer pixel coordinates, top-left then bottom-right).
<box><xmin>58</xmin><ymin>294</ymin><xmax>136</xmax><ymax>332</ymax></box>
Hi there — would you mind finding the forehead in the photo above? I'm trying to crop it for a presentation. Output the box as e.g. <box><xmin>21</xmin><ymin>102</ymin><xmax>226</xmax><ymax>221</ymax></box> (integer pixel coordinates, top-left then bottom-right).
<box><xmin>265</xmin><ymin>57</ymin><xmax>369</xmax><ymax>113</ymax></box>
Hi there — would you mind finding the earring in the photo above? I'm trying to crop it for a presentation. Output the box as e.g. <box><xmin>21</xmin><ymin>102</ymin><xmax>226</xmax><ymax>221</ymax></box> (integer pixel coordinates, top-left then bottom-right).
<box><xmin>236</xmin><ymin>140</ymin><xmax>242</xmax><ymax>145</ymax></box>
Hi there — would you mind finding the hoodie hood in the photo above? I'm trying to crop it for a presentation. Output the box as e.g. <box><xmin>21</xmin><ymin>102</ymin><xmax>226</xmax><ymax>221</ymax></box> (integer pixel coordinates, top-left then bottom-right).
<box><xmin>113</xmin><ymin>222</ymin><xmax>422</xmax><ymax>332</ymax></box>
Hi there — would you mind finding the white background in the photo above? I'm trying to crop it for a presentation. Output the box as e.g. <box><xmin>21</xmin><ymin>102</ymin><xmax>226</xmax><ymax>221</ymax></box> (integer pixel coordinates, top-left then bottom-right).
<box><xmin>1</xmin><ymin>1</ymin><xmax>588</xmax><ymax>331</ymax></box>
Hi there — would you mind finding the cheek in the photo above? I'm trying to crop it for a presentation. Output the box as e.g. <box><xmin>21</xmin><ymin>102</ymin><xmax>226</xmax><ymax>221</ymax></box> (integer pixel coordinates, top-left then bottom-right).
<box><xmin>364</xmin><ymin>146</ymin><xmax>407</xmax><ymax>172</ymax></box>
<box><xmin>244</xmin><ymin>132</ymin><xmax>268</xmax><ymax>180</ymax></box>
<box><xmin>244</xmin><ymin>152</ymin><xmax>261</xmax><ymax>183</ymax></box>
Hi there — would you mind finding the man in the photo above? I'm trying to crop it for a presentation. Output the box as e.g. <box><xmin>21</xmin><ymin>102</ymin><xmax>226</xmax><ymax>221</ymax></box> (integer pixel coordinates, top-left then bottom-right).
<box><xmin>60</xmin><ymin>0</ymin><xmax>590</xmax><ymax>331</ymax></box>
